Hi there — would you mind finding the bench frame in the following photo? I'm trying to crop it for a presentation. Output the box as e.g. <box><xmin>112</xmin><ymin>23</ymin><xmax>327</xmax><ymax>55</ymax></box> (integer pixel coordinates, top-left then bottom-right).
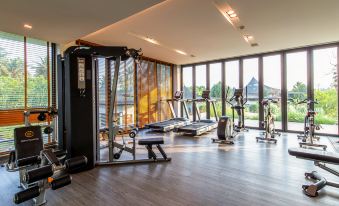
<box><xmin>97</xmin><ymin>137</ymin><xmax>171</xmax><ymax>166</ymax></box>
<box><xmin>290</xmin><ymin>149</ymin><xmax>339</xmax><ymax>197</ymax></box>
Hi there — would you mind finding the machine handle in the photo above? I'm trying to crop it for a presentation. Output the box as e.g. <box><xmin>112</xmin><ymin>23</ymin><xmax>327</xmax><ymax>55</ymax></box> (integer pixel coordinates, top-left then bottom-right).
<box><xmin>13</xmin><ymin>186</ymin><xmax>40</xmax><ymax>204</ymax></box>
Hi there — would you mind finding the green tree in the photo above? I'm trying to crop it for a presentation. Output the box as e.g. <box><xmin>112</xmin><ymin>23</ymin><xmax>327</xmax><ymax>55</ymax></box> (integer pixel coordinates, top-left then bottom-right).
<box><xmin>32</xmin><ymin>56</ymin><xmax>48</xmax><ymax>77</ymax></box>
<box><xmin>211</xmin><ymin>81</ymin><xmax>222</xmax><ymax>98</ymax></box>
<box><xmin>290</xmin><ymin>82</ymin><xmax>306</xmax><ymax>101</ymax></box>
<box><xmin>6</xmin><ymin>57</ymin><xmax>24</xmax><ymax>78</ymax></box>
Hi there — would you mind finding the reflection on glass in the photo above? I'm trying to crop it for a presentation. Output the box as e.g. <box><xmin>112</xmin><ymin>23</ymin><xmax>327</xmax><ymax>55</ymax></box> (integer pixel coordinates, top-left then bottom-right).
<box><xmin>313</xmin><ymin>47</ymin><xmax>338</xmax><ymax>134</ymax></box>
<box><xmin>263</xmin><ymin>55</ymin><xmax>282</xmax><ymax>129</ymax></box>
<box><xmin>97</xmin><ymin>58</ymin><xmax>106</xmax><ymax>129</ymax></box>
<box><xmin>195</xmin><ymin>65</ymin><xmax>207</xmax><ymax>119</ymax></box>
<box><xmin>209</xmin><ymin>63</ymin><xmax>222</xmax><ymax>118</ymax></box>
<box><xmin>243</xmin><ymin>58</ymin><xmax>259</xmax><ymax>127</ymax></box>
<box><xmin>182</xmin><ymin>67</ymin><xmax>193</xmax><ymax>120</ymax></box>
<box><xmin>286</xmin><ymin>51</ymin><xmax>307</xmax><ymax>131</ymax></box>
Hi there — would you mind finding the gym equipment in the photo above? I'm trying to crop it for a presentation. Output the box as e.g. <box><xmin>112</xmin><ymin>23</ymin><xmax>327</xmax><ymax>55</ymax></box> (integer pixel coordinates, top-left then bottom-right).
<box><xmin>212</xmin><ymin>116</ymin><xmax>234</xmax><ymax>144</ymax></box>
<box><xmin>288</xmin><ymin>148</ymin><xmax>339</xmax><ymax>197</ymax></box>
<box><xmin>256</xmin><ymin>99</ymin><xmax>280</xmax><ymax>143</ymax></box>
<box><xmin>5</xmin><ymin>126</ymin><xmax>87</xmax><ymax>205</ymax></box>
<box><xmin>175</xmin><ymin>90</ymin><xmax>218</xmax><ymax>136</ymax></box>
<box><xmin>59</xmin><ymin>46</ymin><xmax>171</xmax><ymax>167</ymax></box>
<box><xmin>296</xmin><ymin>99</ymin><xmax>327</xmax><ymax>150</ymax></box>
<box><xmin>226</xmin><ymin>87</ymin><xmax>248</xmax><ymax>133</ymax></box>
<box><xmin>145</xmin><ymin>91</ymin><xmax>190</xmax><ymax>132</ymax></box>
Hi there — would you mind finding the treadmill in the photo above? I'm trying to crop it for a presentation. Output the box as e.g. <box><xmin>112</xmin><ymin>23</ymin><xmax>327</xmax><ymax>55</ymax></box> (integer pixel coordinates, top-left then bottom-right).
<box><xmin>176</xmin><ymin>90</ymin><xmax>218</xmax><ymax>136</ymax></box>
<box><xmin>145</xmin><ymin>91</ymin><xmax>190</xmax><ymax>132</ymax></box>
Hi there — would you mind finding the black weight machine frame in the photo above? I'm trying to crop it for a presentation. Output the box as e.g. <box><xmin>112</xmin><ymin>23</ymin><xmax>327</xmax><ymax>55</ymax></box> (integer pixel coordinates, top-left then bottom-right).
<box><xmin>59</xmin><ymin>46</ymin><xmax>170</xmax><ymax>168</ymax></box>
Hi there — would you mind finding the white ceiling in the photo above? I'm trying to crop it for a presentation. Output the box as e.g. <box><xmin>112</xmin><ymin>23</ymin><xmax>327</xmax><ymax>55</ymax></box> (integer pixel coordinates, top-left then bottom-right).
<box><xmin>0</xmin><ymin>0</ymin><xmax>163</xmax><ymax>43</ymax></box>
<box><xmin>83</xmin><ymin>0</ymin><xmax>339</xmax><ymax>65</ymax></box>
<box><xmin>1</xmin><ymin>0</ymin><xmax>339</xmax><ymax>65</ymax></box>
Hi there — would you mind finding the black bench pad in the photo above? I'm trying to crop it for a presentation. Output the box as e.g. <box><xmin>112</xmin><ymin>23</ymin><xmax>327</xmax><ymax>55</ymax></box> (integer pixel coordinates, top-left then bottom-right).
<box><xmin>138</xmin><ymin>138</ymin><xmax>164</xmax><ymax>145</ymax></box>
<box><xmin>288</xmin><ymin>148</ymin><xmax>339</xmax><ymax>165</ymax></box>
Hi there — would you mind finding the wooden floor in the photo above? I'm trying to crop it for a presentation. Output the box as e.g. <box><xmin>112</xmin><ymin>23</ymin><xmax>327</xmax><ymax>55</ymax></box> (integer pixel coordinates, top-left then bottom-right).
<box><xmin>1</xmin><ymin>129</ymin><xmax>339</xmax><ymax>206</ymax></box>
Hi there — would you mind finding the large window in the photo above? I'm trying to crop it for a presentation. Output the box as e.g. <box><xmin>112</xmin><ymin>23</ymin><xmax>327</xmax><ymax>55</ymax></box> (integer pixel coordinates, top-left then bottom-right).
<box><xmin>181</xmin><ymin>43</ymin><xmax>339</xmax><ymax>136</ymax></box>
<box><xmin>0</xmin><ymin>31</ymin><xmax>54</xmax><ymax>153</ymax></box>
<box><xmin>225</xmin><ymin>60</ymin><xmax>239</xmax><ymax>117</ymax></box>
<box><xmin>286</xmin><ymin>51</ymin><xmax>307</xmax><ymax>131</ymax></box>
<box><xmin>195</xmin><ymin>65</ymin><xmax>207</xmax><ymax>119</ymax></box>
<box><xmin>263</xmin><ymin>55</ymin><xmax>282</xmax><ymax>129</ymax></box>
<box><xmin>182</xmin><ymin>66</ymin><xmax>193</xmax><ymax>120</ymax></box>
<box><xmin>210</xmin><ymin>63</ymin><xmax>222</xmax><ymax>118</ymax></box>
<box><xmin>313</xmin><ymin>47</ymin><xmax>338</xmax><ymax>134</ymax></box>
<box><xmin>243</xmin><ymin>58</ymin><xmax>259</xmax><ymax>127</ymax></box>
<box><xmin>157</xmin><ymin>64</ymin><xmax>172</xmax><ymax>121</ymax></box>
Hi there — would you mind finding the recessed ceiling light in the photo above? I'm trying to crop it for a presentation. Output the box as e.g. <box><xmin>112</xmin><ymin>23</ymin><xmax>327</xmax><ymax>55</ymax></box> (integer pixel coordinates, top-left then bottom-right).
<box><xmin>226</xmin><ymin>10</ymin><xmax>235</xmax><ymax>15</ymax></box>
<box><xmin>24</xmin><ymin>24</ymin><xmax>32</xmax><ymax>29</ymax></box>
<box><xmin>229</xmin><ymin>13</ymin><xmax>237</xmax><ymax>18</ymax></box>
<box><xmin>174</xmin><ymin>49</ymin><xmax>187</xmax><ymax>55</ymax></box>
<box><xmin>145</xmin><ymin>37</ymin><xmax>159</xmax><ymax>45</ymax></box>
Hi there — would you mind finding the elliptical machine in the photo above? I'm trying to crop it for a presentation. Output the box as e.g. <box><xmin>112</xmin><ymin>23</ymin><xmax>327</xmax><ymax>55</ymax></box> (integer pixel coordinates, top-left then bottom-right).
<box><xmin>212</xmin><ymin>87</ymin><xmax>248</xmax><ymax>144</ymax></box>
<box><xmin>226</xmin><ymin>87</ymin><xmax>248</xmax><ymax>133</ymax></box>
<box><xmin>256</xmin><ymin>99</ymin><xmax>280</xmax><ymax>143</ymax></box>
<box><xmin>297</xmin><ymin>99</ymin><xmax>327</xmax><ymax>150</ymax></box>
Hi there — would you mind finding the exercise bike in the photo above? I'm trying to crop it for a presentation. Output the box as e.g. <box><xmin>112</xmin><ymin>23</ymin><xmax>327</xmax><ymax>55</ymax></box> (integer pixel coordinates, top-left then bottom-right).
<box><xmin>226</xmin><ymin>87</ymin><xmax>249</xmax><ymax>133</ymax></box>
<box><xmin>256</xmin><ymin>99</ymin><xmax>280</xmax><ymax>143</ymax></box>
<box><xmin>297</xmin><ymin>99</ymin><xmax>327</xmax><ymax>150</ymax></box>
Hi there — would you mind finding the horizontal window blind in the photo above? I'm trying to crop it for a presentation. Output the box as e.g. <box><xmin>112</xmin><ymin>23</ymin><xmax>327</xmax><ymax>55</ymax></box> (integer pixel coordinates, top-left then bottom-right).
<box><xmin>0</xmin><ymin>31</ymin><xmax>53</xmax><ymax>154</ymax></box>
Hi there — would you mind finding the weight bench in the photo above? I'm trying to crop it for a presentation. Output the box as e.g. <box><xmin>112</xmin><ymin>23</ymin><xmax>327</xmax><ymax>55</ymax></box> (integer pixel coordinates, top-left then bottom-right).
<box><xmin>138</xmin><ymin>138</ymin><xmax>171</xmax><ymax>161</ymax></box>
<box><xmin>288</xmin><ymin>148</ymin><xmax>339</xmax><ymax>197</ymax></box>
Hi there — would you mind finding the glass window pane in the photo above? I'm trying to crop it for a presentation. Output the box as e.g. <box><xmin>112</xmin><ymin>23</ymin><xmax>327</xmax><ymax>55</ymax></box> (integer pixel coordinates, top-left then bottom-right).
<box><xmin>263</xmin><ymin>55</ymin><xmax>282</xmax><ymax>129</ymax></box>
<box><xmin>182</xmin><ymin>66</ymin><xmax>193</xmax><ymax>120</ymax></box>
<box><xmin>313</xmin><ymin>47</ymin><xmax>338</xmax><ymax>134</ymax></box>
<box><xmin>195</xmin><ymin>65</ymin><xmax>207</xmax><ymax>119</ymax></box>
<box><xmin>98</xmin><ymin>58</ymin><xmax>106</xmax><ymax>129</ymax></box>
<box><xmin>225</xmin><ymin>60</ymin><xmax>239</xmax><ymax>117</ymax></box>
<box><xmin>243</xmin><ymin>58</ymin><xmax>259</xmax><ymax>127</ymax></box>
<box><xmin>286</xmin><ymin>51</ymin><xmax>307</xmax><ymax>131</ymax></box>
<box><xmin>0</xmin><ymin>31</ymin><xmax>25</xmax><ymax>109</ymax></box>
<box><xmin>26</xmin><ymin>38</ymin><xmax>48</xmax><ymax>108</ymax></box>
<box><xmin>210</xmin><ymin>63</ymin><xmax>222</xmax><ymax>118</ymax></box>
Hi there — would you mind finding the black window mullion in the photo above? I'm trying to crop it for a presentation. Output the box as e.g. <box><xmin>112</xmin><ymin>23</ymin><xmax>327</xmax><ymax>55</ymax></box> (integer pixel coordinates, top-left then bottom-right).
<box><xmin>307</xmin><ymin>48</ymin><xmax>314</xmax><ymax>110</ymax></box>
<box><xmin>281</xmin><ymin>52</ymin><xmax>288</xmax><ymax>131</ymax></box>
<box><xmin>221</xmin><ymin>62</ymin><xmax>226</xmax><ymax>116</ymax></box>
<box><xmin>206</xmin><ymin>64</ymin><xmax>210</xmax><ymax>119</ymax></box>
<box><xmin>192</xmin><ymin>65</ymin><xmax>196</xmax><ymax>121</ymax></box>
<box><xmin>239</xmin><ymin>58</ymin><xmax>243</xmax><ymax>88</ymax></box>
<box><xmin>258</xmin><ymin>56</ymin><xmax>264</xmax><ymax>129</ymax></box>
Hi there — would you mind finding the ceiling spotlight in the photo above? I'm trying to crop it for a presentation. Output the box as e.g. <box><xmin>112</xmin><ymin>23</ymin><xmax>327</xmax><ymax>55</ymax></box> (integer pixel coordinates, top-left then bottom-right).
<box><xmin>145</xmin><ymin>37</ymin><xmax>159</xmax><ymax>45</ymax></box>
<box><xmin>229</xmin><ymin>13</ymin><xmax>237</xmax><ymax>18</ymax></box>
<box><xmin>246</xmin><ymin>35</ymin><xmax>253</xmax><ymax>40</ymax></box>
<box><xmin>226</xmin><ymin>10</ymin><xmax>235</xmax><ymax>15</ymax></box>
<box><xmin>175</xmin><ymin>49</ymin><xmax>187</xmax><ymax>55</ymax></box>
<box><xmin>24</xmin><ymin>24</ymin><xmax>32</xmax><ymax>29</ymax></box>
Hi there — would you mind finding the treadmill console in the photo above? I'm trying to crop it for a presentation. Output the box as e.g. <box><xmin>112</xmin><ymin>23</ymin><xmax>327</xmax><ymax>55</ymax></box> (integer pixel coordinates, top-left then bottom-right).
<box><xmin>174</xmin><ymin>91</ymin><xmax>183</xmax><ymax>100</ymax></box>
<box><xmin>234</xmin><ymin>89</ymin><xmax>243</xmax><ymax>97</ymax></box>
<box><xmin>202</xmin><ymin>90</ymin><xmax>210</xmax><ymax>99</ymax></box>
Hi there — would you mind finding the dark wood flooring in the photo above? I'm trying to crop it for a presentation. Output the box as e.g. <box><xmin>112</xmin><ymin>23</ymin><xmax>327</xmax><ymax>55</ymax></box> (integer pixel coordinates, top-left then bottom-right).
<box><xmin>1</xmin><ymin>129</ymin><xmax>339</xmax><ymax>206</ymax></box>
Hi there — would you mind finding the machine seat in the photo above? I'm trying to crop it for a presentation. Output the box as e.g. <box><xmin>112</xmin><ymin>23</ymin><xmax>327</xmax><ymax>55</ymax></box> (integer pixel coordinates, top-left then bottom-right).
<box><xmin>288</xmin><ymin>148</ymin><xmax>339</xmax><ymax>164</ymax></box>
<box><xmin>138</xmin><ymin>138</ymin><xmax>164</xmax><ymax>145</ymax></box>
